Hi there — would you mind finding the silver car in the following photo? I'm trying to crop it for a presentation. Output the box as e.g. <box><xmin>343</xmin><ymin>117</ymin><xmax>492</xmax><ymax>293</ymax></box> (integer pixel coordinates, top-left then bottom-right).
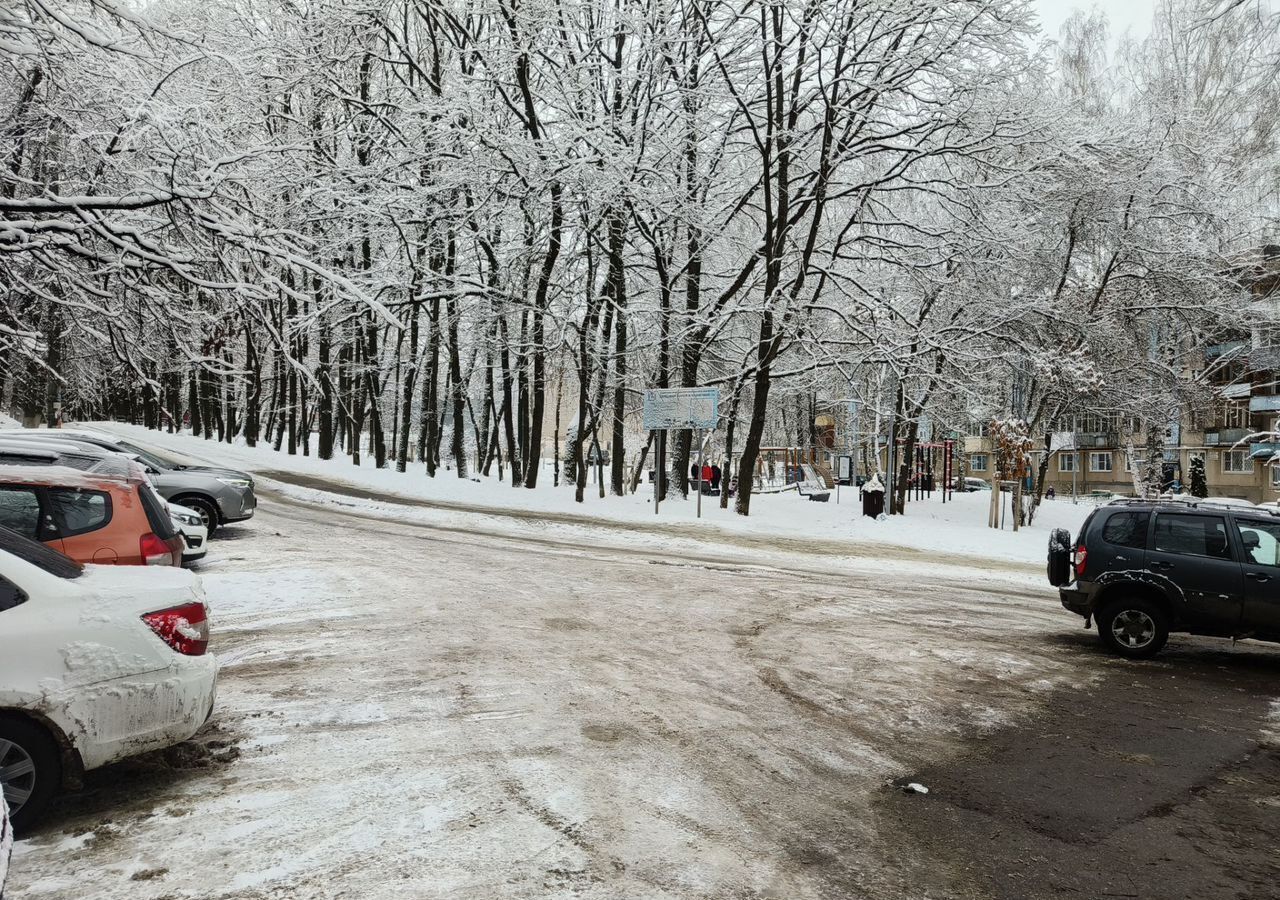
<box><xmin>0</xmin><ymin>431</ymin><xmax>255</xmax><ymax>535</ymax></box>
<box><xmin>0</xmin><ymin>438</ymin><xmax>211</xmax><ymax>562</ymax></box>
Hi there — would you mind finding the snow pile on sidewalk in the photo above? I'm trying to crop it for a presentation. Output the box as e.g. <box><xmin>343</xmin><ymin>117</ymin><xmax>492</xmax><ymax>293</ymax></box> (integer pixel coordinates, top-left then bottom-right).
<box><xmin>87</xmin><ymin>422</ymin><xmax>1094</xmax><ymax>567</ymax></box>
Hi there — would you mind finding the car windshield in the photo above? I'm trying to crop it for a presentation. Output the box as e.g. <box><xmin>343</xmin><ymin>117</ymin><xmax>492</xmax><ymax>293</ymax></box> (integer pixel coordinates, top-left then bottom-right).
<box><xmin>0</xmin><ymin>524</ymin><xmax>84</xmax><ymax>578</ymax></box>
<box><xmin>117</xmin><ymin>441</ymin><xmax>180</xmax><ymax>471</ymax></box>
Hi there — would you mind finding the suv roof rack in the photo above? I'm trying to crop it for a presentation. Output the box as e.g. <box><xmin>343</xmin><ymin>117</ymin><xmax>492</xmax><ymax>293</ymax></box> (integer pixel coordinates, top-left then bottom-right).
<box><xmin>1103</xmin><ymin>496</ymin><xmax>1280</xmax><ymax>517</ymax></box>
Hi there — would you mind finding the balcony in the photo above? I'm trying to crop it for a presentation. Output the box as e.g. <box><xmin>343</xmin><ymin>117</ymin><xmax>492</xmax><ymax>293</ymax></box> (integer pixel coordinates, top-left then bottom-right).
<box><xmin>1073</xmin><ymin>432</ymin><xmax>1119</xmax><ymax>449</ymax></box>
<box><xmin>1249</xmin><ymin>395</ymin><xmax>1280</xmax><ymax>413</ymax></box>
<box><xmin>1205</xmin><ymin>340</ymin><xmax>1247</xmax><ymax>360</ymax></box>
<box><xmin>1250</xmin><ymin>346</ymin><xmax>1280</xmax><ymax>371</ymax></box>
<box><xmin>1205</xmin><ymin>428</ymin><xmax>1249</xmax><ymax>446</ymax></box>
<box><xmin>1251</xmin><ymin>441</ymin><xmax>1280</xmax><ymax>460</ymax></box>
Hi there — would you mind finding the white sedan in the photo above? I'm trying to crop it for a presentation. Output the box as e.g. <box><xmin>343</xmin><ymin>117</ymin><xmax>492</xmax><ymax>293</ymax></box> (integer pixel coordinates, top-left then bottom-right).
<box><xmin>0</xmin><ymin>526</ymin><xmax>216</xmax><ymax>832</ymax></box>
<box><xmin>168</xmin><ymin>501</ymin><xmax>209</xmax><ymax>565</ymax></box>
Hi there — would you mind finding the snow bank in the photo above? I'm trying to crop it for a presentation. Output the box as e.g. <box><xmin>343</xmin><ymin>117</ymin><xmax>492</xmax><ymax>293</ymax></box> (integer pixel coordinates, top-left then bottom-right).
<box><xmin>85</xmin><ymin>422</ymin><xmax>1095</xmax><ymax>567</ymax></box>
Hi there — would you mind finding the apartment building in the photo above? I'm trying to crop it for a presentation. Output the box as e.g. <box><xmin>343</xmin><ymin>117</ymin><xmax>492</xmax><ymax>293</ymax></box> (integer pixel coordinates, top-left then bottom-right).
<box><xmin>965</xmin><ymin>246</ymin><xmax>1280</xmax><ymax>502</ymax></box>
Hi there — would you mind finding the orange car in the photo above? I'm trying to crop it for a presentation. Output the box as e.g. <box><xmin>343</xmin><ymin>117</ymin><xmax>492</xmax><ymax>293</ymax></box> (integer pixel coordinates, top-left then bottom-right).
<box><xmin>0</xmin><ymin>463</ymin><xmax>184</xmax><ymax>566</ymax></box>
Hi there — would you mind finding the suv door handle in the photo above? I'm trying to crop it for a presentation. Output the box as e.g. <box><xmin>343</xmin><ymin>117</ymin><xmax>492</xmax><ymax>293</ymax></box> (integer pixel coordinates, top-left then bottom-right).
<box><xmin>1246</xmin><ymin>571</ymin><xmax>1271</xmax><ymax>583</ymax></box>
<box><xmin>1150</xmin><ymin>560</ymin><xmax>1174</xmax><ymax>571</ymax></box>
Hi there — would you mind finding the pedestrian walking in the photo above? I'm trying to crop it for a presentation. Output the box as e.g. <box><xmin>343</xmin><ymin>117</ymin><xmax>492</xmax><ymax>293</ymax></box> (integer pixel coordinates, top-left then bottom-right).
<box><xmin>710</xmin><ymin>464</ymin><xmax>722</xmax><ymax>492</ymax></box>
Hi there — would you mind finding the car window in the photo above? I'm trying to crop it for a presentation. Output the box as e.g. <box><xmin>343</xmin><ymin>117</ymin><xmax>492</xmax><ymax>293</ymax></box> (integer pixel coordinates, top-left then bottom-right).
<box><xmin>0</xmin><ymin>486</ymin><xmax>42</xmax><ymax>539</ymax></box>
<box><xmin>0</xmin><ymin>574</ymin><xmax>26</xmax><ymax>612</ymax></box>
<box><xmin>47</xmin><ymin>488</ymin><xmax>112</xmax><ymax>538</ymax></box>
<box><xmin>1102</xmin><ymin>512</ymin><xmax>1149</xmax><ymax>549</ymax></box>
<box><xmin>0</xmin><ymin>525</ymin><xmax>83</xmax><ymax>578</ymax></box>
<box><xmin>118</xmin><ymin>442</ymin><xmax>175</xmax><ymax>471</ymax></box>
<box><xmin>1152</xmin><ymin>513</ymin><xmax>1232</xmax><ymax>560</ymax></box>
<box><xmin>1234</xmin><ymin>519</ymin><xmax>1280</xmax><ymax>567</ymax></box>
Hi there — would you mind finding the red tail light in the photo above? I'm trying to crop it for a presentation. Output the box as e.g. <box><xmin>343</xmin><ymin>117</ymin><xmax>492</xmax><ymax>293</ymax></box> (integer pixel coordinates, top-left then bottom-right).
<box><xmin>140</xmin><ymin>532</ymin><xmax>175</xmax><ymax>567</ymax></box>
<box><xmin>142</xmin><ymin>602</ymin><xmax>209</xmax><ymax>656</ymax></box>
<box><xmin>1073</xmin><ymin>544</ymin><xmax>1088</xmax><ymax>578</ymax></box>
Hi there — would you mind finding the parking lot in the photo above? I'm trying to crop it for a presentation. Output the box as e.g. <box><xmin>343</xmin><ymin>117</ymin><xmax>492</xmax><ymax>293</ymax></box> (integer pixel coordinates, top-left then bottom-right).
<box><xmin>6</xmin><ymin>477</ymin><xmax>1278</xmax><ymax>899</ymax></box>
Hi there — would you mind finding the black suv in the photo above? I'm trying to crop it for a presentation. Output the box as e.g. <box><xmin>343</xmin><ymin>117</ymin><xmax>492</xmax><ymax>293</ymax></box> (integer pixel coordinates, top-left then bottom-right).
<box><xmin>1048</xmin><ymin>499</ymin><xmax>1280</xmax><ymax>658</ymax></box>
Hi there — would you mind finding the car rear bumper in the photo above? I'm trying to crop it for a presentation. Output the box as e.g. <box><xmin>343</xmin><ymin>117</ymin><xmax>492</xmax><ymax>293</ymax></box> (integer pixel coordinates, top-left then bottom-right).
<box><xmin>1059</xmin><ymin>587</ymin><xmax>1092</xmax><ymax>617</ymax></box>
<box><xmin>56</xmin><ymin>655</ymin><xmax>218</xmax><ymax>772</ymax></box>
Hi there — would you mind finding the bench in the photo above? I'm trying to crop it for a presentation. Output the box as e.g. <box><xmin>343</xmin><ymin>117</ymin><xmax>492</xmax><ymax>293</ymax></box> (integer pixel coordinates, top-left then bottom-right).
<box><xmin>796</xmin><ymin>481</ymin><xmax>831</xmax><ymax>502</ymax></box>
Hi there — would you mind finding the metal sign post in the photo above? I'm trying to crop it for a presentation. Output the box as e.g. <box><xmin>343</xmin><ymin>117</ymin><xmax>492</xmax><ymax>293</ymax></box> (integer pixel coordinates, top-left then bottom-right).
<box><xmin>655</xmin><ymin>431</ymin><xmax>663</xmax><ymax>516</ymax></box>
<box><xmin>643</xmin><ymin>388</ymin><xmax>720</xmax><ymax>518</ymax></box>
<box><xmin>696</xmin><ymin>429</ymin><xmax>703</xmax><ymax>519</ymax></box>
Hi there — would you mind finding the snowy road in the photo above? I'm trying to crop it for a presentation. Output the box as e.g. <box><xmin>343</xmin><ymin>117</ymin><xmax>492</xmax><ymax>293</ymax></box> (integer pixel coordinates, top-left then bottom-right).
<box><xmin>10</xmin><ymin>485</ymin><xmax>1098</xmax><ymax>898</ymax></box>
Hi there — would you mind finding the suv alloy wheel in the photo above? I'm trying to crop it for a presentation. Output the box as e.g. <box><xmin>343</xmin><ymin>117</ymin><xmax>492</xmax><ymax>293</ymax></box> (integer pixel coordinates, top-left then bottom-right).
<box><xmin>1097</xmin><ymin>597</ymin><xmax>1170</xmax><ymax>659</ymax></box>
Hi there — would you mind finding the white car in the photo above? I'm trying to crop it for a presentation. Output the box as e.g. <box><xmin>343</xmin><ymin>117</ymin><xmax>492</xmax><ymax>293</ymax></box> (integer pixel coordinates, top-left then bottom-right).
<box><xmin>168</xmin><ymin>502</ymin><xmax>208</xmax><ymax>565</ymax></box>
<box><xmin>0</xmin><ymin>526</ymin><xmax>216</xmax><ymax>832</ymax></box>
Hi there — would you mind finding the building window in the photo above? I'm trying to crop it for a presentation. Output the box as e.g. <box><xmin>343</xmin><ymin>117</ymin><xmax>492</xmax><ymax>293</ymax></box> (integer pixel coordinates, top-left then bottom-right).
<box><xmin>1058</xmin><ymin>453</ymin><xmax>1078</xmax><ymax>473</ymax></box>
<box><xmin>1089</xmin><ymin>452</ymin><xmax>1113</xmax><ymax>473</ymax></box>
<box><xmin>970</xmin><ymin>454</ymin><xmax>989</xmax><ymax>472</ymax></box>
<box><xmin>1271</xmin><ymin>465</ymin><xmax>1280</xmax><ymax>489</ymax></box>
<box><xmin>1223</xmin><ymin>450</ymin><xmax>1253</xmax><ymax>474</ymax></box>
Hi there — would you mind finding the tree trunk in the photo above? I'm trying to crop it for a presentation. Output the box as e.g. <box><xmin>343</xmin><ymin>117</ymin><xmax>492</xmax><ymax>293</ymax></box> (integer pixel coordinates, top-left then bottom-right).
<box><xmin>317</xmin><ymin>318</ymin><xmax>334</xmax><ymax>459</ymax></box>
<box><xmin>606</xmin><ymin>209</ymin><xmax>628</xmax><ymax>497</ymax></box>
<box><xmin>735</xmin><ymin>314</ymin><xmax>775</xmax><ymax>517</ymax></box>
<box><xmin>397</xmin><ymin>301</ymin><xmax>420</xmax><ymax>473</ymax></box>
<box><xmin>499</xmin><ymin>313</ymin><xmax>520</xmax><ymax>484</ymax></box>
<box><xmin>189</xmin><ymin>372</ymin><xmax>203</xmax><ymax>437</ymax></box>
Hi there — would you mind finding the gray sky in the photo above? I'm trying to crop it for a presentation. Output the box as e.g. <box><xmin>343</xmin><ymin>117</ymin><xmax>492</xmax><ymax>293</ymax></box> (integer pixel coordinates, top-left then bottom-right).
<box><xmin>1031</xmin><ymin>0</ymin><xmax>1158</xmax><ymax>40</ymax></box>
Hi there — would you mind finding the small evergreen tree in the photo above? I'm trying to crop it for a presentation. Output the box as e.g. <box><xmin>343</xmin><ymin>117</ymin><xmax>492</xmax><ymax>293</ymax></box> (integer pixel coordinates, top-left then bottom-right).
<box><xmin>1189</xmin><ymin>455</ymin><xmax>1208</xmax><ymax>498</ymax></box>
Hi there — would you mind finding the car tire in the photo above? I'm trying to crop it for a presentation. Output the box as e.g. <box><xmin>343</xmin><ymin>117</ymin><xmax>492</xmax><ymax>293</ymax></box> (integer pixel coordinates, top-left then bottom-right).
<box><xmin>177</xmin><ymin>496</ymin><xmax>219</xmax><ymax>537</ymax></box>
<box><xmin>1097</xmin><ymin>597</ymin><xmax>1169</xmax><ymax>660</ymax></box>
<box><xmin>0</xmin><ymin>715</ymin><xmax>62</xmax><ymax>834</ymax></box>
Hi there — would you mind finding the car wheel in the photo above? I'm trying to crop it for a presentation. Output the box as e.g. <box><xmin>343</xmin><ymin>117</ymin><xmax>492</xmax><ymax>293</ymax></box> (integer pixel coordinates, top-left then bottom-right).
<box><xmin>1097</xmin><ymin>597</ymin><xmax>1169</xmax><ymax>660</ymax></box>
<box><xmin>178</xmin><ymin>497</ymin><xmax>219</xmax><ymax>537</ymax></box>
<box><xmin>0</xmin><ymin>716</ymin><xmax>62</xmax><ymax>834</ymax></box>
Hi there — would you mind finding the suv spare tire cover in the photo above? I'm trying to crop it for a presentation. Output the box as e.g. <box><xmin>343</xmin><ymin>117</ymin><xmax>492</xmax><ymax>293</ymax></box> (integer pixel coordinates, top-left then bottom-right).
<box><xmin>1048</xmin><ymin>527</ymin><xmax>1072</xmax><ymax>586</ymax></box>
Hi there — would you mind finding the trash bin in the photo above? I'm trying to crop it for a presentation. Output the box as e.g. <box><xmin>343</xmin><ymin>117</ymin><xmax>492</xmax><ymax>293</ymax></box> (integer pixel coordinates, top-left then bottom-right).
<box><xmin>861</xmin><ymin>474</ymin><xmax>885</xmax><ymax>518</ymax></box>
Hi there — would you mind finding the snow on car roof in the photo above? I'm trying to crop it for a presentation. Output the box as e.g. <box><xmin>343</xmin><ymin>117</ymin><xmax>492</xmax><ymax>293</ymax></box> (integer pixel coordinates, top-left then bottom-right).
<box><xmin>0</xmin><ymin>441</ymin><xmax>61</xmax><ymax>457</ymax></box>
<box><xmin>0</xmin><ymin>431</ymin><xmax>112</xmax><ymax>446</ymax></box>
<box><xmin>34</xmin><ymin>427</ymin><xmax>116</xmax><ymax>443</ymax></box>
<box><xmin>0</xmin><ymin>463</ymin><xmax>138</xmax><ymax>487</ymax></box>
<box><xmin>0</xmin><ymin>430</ymin><xmax>116</xmax><ymax>449</ymax></box>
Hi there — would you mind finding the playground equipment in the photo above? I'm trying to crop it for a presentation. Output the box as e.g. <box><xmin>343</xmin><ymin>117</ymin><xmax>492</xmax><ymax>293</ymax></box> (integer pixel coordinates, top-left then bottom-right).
<box><xmin>896</xmin><ymin>439</ymin><xmax>956</xmax><ymax>504</ymax></box>
<box><xmin>752</xmin><ymin>446</ymin><xmax>835</xmax><ymax>493</ymax></box>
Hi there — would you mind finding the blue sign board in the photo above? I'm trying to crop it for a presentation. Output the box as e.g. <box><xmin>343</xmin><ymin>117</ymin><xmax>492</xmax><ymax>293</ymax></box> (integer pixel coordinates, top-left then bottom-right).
<box><xmin>643</xmin><ymin>388</ymin><xmax>720</xmax><ymax>430</ymax></box>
